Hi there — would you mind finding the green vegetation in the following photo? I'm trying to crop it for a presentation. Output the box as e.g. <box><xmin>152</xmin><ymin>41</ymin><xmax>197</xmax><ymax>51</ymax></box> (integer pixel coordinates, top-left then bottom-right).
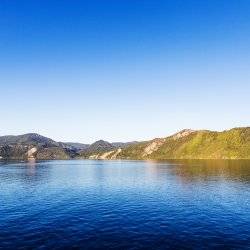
<box><xmin>116</xmin><ymin>127</ymin><xmax>250</xmax><ymax>160</ymax></box>
<box><xmin>1</xmin><ymin>127</ymin><xmax>250</xmax><ymax>160</ymax></box>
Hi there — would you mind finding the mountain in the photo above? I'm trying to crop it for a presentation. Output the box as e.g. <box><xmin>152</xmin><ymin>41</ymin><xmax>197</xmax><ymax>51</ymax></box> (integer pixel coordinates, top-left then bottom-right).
<box><xmin>0</xmin><ymin>133</ymin><xmax>71</xmax><ymax>160</ymax></box>
<box><xmin>77</xmin><ymin>140</ymin><xmax>116</xmax><ymax>158</ymax></box>
<box><xmin>63</xmin><ymin>140</ymin><xmax>140</xmax><ymax>159</ymax></box>
<box><xmin>1</xmin><ymin>127</ymin><xmax>250</xmax><ymax>160</ymax></box>
<box><xmin>93</xmin><ymin>127</ymin><xmax>250</xmax><ymax>160</ymax></box>
<box><xmin>0</xmin><ymin>133</ymin><xmax>59</xmax><ymax>147</ymax></box>
<box><xmin>0</xmin><ymin>134</ymin><xmax>136</xmax><ymax>160</ymax></box>
<box><xmin>59</xmin><ymin>142</ymin><xmax>89</xmax><ymax>150</ymax></box>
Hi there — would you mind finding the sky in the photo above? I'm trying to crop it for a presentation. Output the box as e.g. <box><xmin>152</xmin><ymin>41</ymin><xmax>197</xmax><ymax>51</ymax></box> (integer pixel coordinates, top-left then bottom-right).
<box><xmin>0</xmin><ymin>0</ymin><xmax>250</xmax><ymax>143</ymax></box>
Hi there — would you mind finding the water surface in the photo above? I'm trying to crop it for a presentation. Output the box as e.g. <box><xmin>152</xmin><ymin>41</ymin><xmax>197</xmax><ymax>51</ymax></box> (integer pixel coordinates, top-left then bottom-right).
<box><xmin>0</xmin><ymin>160</ymin><xmax>249</xmax><ymax>249</ymax></box>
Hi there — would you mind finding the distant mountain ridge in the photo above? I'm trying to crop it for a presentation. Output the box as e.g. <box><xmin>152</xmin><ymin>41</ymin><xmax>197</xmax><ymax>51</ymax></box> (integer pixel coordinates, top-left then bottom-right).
<box><xmin>0</xmin><ymin>127</ymin><xmax>250</xmax><ymax>160</ymax></box>
<box><xmin>0</xmin><ymin>133</ymin><xmax>138</xmax><ymax>160</ymax></box>
<box><xmin>0</xmin><ymin>133</ymin><xmax>59</xmax><ymax>147</ymax></box>
<box><xmin>0</xmin><ymin>133</ymin><xmax>70</xmax><ymax>160</ymax></box>
<box><xmin>74</xmin><ymin>140</ymin><xmax>139</xmax><ymax>159</ymax></box>
<box><xmin>59</xmin><ymin>142</ymin><xmax>89</xmax><ymax>150</ymax></box>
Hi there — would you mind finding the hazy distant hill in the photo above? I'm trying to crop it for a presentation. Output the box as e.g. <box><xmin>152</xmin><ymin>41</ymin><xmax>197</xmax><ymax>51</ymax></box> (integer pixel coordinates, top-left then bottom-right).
<box><xmin>77</xmin><ymin>140</ymin><xmax>115</xmax><ymax>158</ymax></box>
<box><xmin>92</xmin><ymin>127</ymin><xmax>250</xmax><ymax>160</ymax></box>
<box><xmin>59</xmin><ymin>142</ymin><xmax>89</xmax><ymax>150</ymax></box>
<box><xmin>111</xmin><ymin>141</ymin><xmax>139</xmax><ymax>148</ymax></box>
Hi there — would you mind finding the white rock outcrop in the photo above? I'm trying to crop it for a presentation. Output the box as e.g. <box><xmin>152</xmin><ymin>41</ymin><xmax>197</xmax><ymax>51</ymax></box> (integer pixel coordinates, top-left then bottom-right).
<box><xmin>27</xmin><ymin>147</ymin><xmax>38</xmax><ymax>159</ymax></box>
<box><xmin>110</xmin><ymin>148</ymin><xmax>122</xmax><ymax>159</ymax></box>
<box><xmin>143</xmin><ymin>139</ymin><xmax>165</xmax><ymax>157</ymax></box>
<box><xmin>172</xmin><ymin>129</ymin><xmax>195</xmax><ymax>140</ymax></box>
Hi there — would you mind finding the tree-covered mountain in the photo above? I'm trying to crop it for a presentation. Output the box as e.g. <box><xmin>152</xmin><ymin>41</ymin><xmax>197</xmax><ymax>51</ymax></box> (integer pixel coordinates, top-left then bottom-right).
<box><xmin>92</xmin><ymin>127</ymin><xmax>250</xmax><ymax>160</ymax></box>
<box><xmin>0</xmin><ymin>134</ymin><xmax>137</xmax><ymax>160</ymax></box>
<box><xmin>77</xmin><ymin>140</ymin><xmax>116</xmax><ymax>158</ymax></box>
<box><xmin>0</xmin><ymin>133</ymin><xmax>71</xmax><ymax>160</ymax></box>
<box><xmin>0</xmin><ymin>133</ymin><xmax>59</xmax><ymax>147</ymax></box>
<box><xmin>0</xmin><ymin>127</ymin><xmax>250</xmax><ymax>160</ymax></box>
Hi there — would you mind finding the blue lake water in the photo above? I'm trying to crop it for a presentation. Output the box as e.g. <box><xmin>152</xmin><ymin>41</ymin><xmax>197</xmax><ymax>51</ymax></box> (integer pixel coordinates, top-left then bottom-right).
<box><xmin>0</xmin><ymin>160</ymin><xmax>250</xmax><ymax>249</ymax></box>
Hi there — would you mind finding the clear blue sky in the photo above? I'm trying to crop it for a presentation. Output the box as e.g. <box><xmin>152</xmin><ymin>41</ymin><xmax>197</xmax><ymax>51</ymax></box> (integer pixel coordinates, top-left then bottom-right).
<box><xmin>0</xmin><ymin>0</ymin><xmax>250</xmax><ymax>143</ymax></box>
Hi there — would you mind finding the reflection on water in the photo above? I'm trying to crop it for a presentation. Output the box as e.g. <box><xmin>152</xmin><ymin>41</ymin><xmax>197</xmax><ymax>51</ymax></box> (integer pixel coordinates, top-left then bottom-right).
<box><xmin>0</xmin><ymin>160</ymin><xmax>52</xmax><ymax>186</ymax></box>
<box><xmin>1</xmin><ymin>159</ymin><xmax>249</xmax><ymax>184</ymax></box>
<box><xmin>0</xmin><ymin>160</ymin><xmax>249</xmax><ymax>249</ymax></box>
<box><xmin>152</xmin><ymin>159</ymin><xmax>250</xmax><ymax>183</ymax></box>
<box><xmin>26</xmin><ymin>159</ymin><xmax>36</xmax><ymax>176</ymax></box>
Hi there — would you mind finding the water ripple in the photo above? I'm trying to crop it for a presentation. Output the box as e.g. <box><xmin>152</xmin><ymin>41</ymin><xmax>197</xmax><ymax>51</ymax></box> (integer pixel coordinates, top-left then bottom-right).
<box><xmin>0</xmin><ymin>160</ymin><xmax>250</xmax><ymax>249</ymax></box>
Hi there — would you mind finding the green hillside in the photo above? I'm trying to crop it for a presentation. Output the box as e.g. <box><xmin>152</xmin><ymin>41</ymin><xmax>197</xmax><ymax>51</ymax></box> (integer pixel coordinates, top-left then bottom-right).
<box><xmin>1</xmin><ymin>127</ymin><xmax>250</xmax><ymax>160</ymax></box>
<box><xmin>114</xmin><ymin>127</ymin><xmax>250</xmax><ymax>160</ymax></box>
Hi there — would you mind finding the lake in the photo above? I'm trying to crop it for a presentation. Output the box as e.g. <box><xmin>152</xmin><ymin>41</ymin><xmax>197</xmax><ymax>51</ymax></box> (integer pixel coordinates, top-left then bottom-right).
<box><xmin>0</xmin><ymin>160</ymin><xmax>249</xmax><ymax>249</ymax></box>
